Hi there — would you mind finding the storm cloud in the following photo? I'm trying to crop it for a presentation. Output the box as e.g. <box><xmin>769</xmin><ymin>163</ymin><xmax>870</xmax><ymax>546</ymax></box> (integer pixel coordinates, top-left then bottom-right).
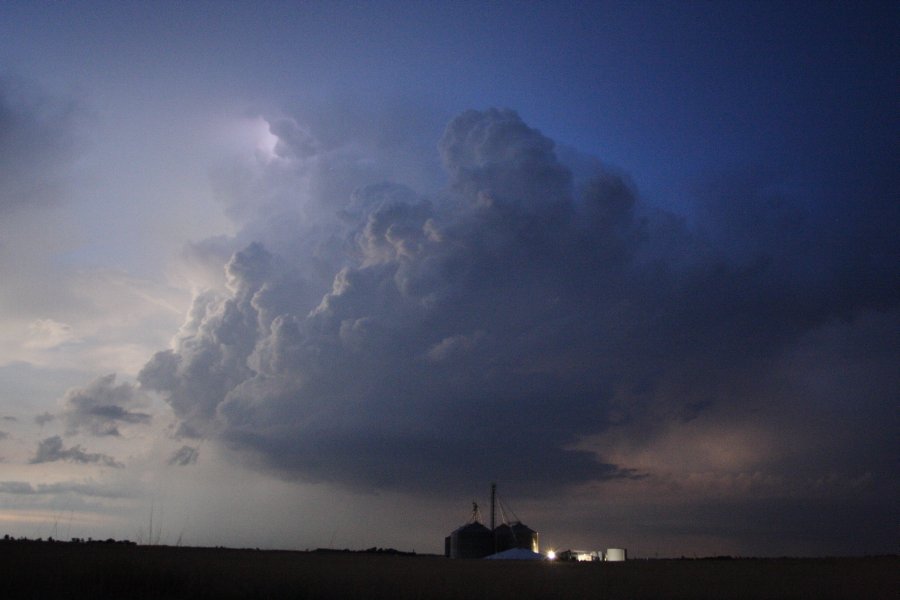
<box><xmin>139</xmin><ymin>107</ymin><xmax>899</xmax><ymax>508</ymax></box>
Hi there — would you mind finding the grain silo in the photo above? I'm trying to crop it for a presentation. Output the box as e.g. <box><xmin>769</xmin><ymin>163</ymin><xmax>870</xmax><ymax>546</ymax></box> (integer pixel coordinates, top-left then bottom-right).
<box><xmin>489</xmin><ymin>483</ymin><xmax>539</xmax><ymax>554</ymax></box>
<box><xmin>445</xmin><ymin>484</ymin><xmax>541</xmax><ymax>558</ymax></box>
<box><xmin>494</xmin><ymin>521</ymin><xmax>539</xmax><ymax>553</ymax></box>
<box><xmin>445</xmin><ymin>502</ymin><xmax>494</xmax><ymax>559</ymax></box>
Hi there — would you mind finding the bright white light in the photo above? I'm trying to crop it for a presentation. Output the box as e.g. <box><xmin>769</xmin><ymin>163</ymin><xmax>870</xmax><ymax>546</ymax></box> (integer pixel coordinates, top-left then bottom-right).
<box><xmin>255</xmin><ymin>118</ymin><xmax>279</xmax><ymax>157</ymax></box>
<box><xmin>546</xmin><ymin>550</ymin><xmax>556</xmax><ymax>560</ymax></box>
<box><xmin>219</xmin><ymin>116</ymin><xmax>280</xmax><ymax>160</ymax></box>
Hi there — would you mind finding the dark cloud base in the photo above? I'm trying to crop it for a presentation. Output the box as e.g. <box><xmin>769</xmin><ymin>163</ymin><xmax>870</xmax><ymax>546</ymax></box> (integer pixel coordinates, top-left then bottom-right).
<box><xmin>30</xmin><ymin>435</ymin><xmax>122</xmax><ymax>468</ymax></box>
<box><xmin>60</xmin><ymin>374</ymin><xmax>150</xmax><ymax>437</ymax></box>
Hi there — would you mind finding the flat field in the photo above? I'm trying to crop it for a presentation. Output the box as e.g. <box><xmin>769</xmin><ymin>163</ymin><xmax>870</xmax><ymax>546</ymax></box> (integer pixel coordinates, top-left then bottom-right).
<box><xmin>1</xmin><ymin>541</ymin><xmax>895</xmax><ymax>599</ymax></box>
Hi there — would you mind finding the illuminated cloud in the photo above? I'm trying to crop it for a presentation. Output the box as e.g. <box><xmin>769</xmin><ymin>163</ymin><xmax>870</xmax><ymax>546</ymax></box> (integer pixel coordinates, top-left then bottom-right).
<box><xmin>24</xmin><ymin>319</ymin><xmax>79</xmax><ymax>350</ymax></box>
<box><xmin>0</xmin><ymin>1</ymin><xmax>895</xmax><ymax>556</ymax></box>
<box><xmin>139</xmin><ymin>108</ymin><xmax>899</xmax><ymax>507</ymax></box>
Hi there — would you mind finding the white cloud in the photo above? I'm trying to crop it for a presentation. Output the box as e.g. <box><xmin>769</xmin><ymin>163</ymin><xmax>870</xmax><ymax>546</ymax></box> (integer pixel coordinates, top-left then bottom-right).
<box><xmin>23</xmin><ymin>319</ymin><xmax>79</xmax><ymax>350</ymax></box>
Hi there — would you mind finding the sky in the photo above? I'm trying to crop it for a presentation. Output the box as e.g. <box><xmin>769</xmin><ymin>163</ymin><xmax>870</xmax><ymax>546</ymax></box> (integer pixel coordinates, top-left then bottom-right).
<box><xmin>0</xmin><ymin>1</ymin><xmax>896</xmax><ymax>557</ymax></box>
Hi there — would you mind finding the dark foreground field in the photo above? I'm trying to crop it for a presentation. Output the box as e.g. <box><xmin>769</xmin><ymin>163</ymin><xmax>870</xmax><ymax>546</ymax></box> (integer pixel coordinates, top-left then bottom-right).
<box><xmin>1</xmin><ymin>541</ymin><xmax>896</xmax><ymax>599</ymax></box>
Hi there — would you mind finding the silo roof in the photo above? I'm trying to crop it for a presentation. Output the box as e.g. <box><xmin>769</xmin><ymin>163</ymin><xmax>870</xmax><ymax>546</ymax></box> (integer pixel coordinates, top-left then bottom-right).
<box><xmin>453</xmin><ymin>521</ymin><xmax>491</xmax><ymax>534</ymax></box>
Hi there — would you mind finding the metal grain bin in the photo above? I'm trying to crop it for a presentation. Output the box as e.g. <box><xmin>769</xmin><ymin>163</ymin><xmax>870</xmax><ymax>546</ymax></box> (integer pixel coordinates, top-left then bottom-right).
<box><xmin>494</xmin><ymin>521</ymin><xmax>539</xmax><ymax>553</ymax></box>
<box><xmin>449</xmin><ymin>521</ymin><xmax>494</xmax><ymax>559</ymax></box>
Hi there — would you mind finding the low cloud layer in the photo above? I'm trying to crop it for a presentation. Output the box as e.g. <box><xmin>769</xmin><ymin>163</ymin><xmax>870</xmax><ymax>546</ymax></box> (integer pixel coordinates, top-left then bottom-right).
<box><xmin>168</xmin><ymin>445</ymin><xmax>199</xmax><ymax>466</ymax></box>
<box><xmin>137</xmin><ymin>106</ymin><xmax>898</xmax><ymax>519</ymax></box>
<box><xmin>31</xmin><ymin>435</ymin><xmax>122</xmax><ymax>468</ymax></box>
<box><xmin>34</xmin><ymin>412</ymin><xmax>55</xmax><ymax>426</ymax></box>
<box><xmin>60</xmin><ymin>374</ymin><xmax>150</xmax><ymax>437</ymax></box>
<box><xmin>0</xmin><ymin>479</ymin><xmax>132</xmax><ymax>498</ymax></box>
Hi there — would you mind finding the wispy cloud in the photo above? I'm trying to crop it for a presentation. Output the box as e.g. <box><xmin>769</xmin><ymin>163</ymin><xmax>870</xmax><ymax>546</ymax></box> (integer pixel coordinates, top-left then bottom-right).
<box><xmin>0</xmin><ymin>479</ymin><xmax>134</xmax><ymax>498</ymax></box>
<box><xmin>167</xmin><ymin>445</ymin><xmax>199</xmax><ymax>466</ymax></box>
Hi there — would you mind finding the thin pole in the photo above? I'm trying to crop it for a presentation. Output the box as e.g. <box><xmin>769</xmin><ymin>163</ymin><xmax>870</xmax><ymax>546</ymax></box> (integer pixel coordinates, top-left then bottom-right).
<box><xmin>490</xmin><ymin>483</ymin><xmax>496</xmax><ymax>531</ymax></box>
<box><xmin>490</xmin><ymin>482</ymin><xmax>496</xmax><ymax>552</ymax></box>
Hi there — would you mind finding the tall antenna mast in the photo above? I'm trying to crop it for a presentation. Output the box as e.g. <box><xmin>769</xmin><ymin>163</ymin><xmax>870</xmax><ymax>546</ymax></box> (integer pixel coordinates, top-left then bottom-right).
<box><xmin>490</xmin><ymin>482</ymin><xmax>496</xmax><ymax>531</ymax></box>
<box><xmin>491</xmin><ymin>482</ymin><xmax>497</xmax><ymax>553</ymax></box>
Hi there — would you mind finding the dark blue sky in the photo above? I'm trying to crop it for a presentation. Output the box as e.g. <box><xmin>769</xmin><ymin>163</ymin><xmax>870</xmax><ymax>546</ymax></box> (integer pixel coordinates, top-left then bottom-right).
<box><xmin>0</xmin><ymin>1</ymin><xmax>896</xmax><ymax>556</ymax></box>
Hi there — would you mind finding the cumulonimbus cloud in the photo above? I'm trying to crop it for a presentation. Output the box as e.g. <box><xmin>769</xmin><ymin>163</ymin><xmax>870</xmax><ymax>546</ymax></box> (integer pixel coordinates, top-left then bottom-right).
<box><xmin>138</xmin><ymin>108</ymin><xmax>898</xmax><ymax>500</ymax></box>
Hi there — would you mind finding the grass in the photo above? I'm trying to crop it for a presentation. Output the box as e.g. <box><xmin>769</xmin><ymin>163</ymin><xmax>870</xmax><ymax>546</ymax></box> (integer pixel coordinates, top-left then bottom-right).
<box><xmin>1</xmin><ymin>540</ymin><xmax>896</xmax><ymax>599</ymax></box>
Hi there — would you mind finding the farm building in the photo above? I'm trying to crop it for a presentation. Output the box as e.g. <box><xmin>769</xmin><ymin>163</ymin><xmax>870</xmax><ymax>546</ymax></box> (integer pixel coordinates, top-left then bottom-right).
<box><xmin>605</xmin><ymin>548</ymin><xmax>627</xmax><ymax>561</ymax></box>
<box><xmin>444</xmin><ymin>484</ymin><xmax>540</xmax><ymax>559</ymax></box>
<box><xmin>445</xmin><ymin>513</ymin><xmax>493</xmax><ymax>559</ymax></box>
<box><xmin>555</xmin><ymin>549</ymin><xmax>602</xmax><ymax>562</ymax></box>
